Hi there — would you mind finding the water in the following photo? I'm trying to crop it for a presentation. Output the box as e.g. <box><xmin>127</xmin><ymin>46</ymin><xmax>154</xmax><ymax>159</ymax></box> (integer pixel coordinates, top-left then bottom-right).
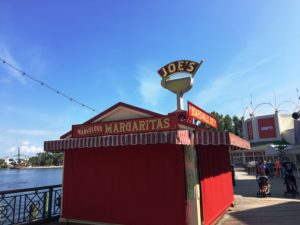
<box><xmin>0</xmin><ymin>167</ymin><xmax>62</xmax><ymax>191</ymax></box>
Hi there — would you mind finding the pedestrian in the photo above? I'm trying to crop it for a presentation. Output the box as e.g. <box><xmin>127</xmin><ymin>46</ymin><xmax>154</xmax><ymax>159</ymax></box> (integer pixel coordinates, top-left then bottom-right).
<box><xmin>257</xmin><ymin>163</ymin><xmax>266</xmax><ymax>176</ymax></box>
<box><xmin>262</xmin><ymin>160</ymin><xmax>269</xmax><ymax>176</ymax></box>
<box><xmin>246</xmin><ymin>161</ymin><xmax>251</xmax><ymax>174</ymax></box>
<box><xmin>255</xmin><ymin>161</ymin><xmax>260</xmax><ymax>178</ymax></box>
<box><xmin>282</xmin><ymin>158</ymin><xmax>298</xmax><ymax>190</ymax></box>
<box><xmin>279</xmin><ymin>164</ymin><xmax>284</xmax><ymax>178</ymax></box>
<box><xmin>275</xmin><ymin>159</ymin><xmax>280</xmax><ymax>177</ymax></box>
<box><xmin>267</xmin><ymin>160</ymin><xmax>274</xmax><ymax>178</ymax></box>
<box><xmin>231</xmin><ymin>164</ymin><xmax>235</xmax><ymax>186</ymax></box>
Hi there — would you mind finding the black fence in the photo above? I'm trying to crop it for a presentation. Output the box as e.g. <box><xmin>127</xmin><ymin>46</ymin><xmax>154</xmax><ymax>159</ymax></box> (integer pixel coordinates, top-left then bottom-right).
<box><xmin>0</xmin><ymin>185</ymin><xmax>62</xmax><ymax>225</ymax></box>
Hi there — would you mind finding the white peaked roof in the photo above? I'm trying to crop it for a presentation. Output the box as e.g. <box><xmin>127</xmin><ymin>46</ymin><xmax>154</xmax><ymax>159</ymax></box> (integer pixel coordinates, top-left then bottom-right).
<box><xmin>61</xmin><ymin>102</ymin><xmax>162</xmax><ymax>139</ymax></box>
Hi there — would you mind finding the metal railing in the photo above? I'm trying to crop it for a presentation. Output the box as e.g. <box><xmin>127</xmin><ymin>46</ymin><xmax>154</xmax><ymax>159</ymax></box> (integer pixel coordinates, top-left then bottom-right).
<box><xmin>0</xmin><ymin>185</ymin><xmax>62</xmax><ymax>225</ymax></box>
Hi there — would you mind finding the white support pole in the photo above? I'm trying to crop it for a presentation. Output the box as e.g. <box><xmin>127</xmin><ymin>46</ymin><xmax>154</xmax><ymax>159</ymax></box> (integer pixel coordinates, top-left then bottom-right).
<box><xmin>177</xmin><ymin>93</ymin><xmax>184</xmax><ymax>111</ymax></box>
<box><xmin>184</xmin><ymin>145</ymin><xmax>202</xmax><ymax>225</ymax></box>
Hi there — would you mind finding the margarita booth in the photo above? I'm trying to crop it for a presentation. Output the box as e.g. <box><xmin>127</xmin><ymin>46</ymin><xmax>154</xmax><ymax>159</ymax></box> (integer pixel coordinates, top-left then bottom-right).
<box><xmin>44</xmin><ymin>102</ymin><xmax>250</xmax><ymax>225</ymax></box>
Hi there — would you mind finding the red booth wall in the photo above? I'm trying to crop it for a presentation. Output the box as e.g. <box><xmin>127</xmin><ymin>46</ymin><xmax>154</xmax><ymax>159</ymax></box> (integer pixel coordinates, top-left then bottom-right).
<box><xmin>197</xmin><ymin>145</ymin><xmax>233</xmax><ymax>225</ymax></box>
<box><xmin>62</xmin><ymin>144</ymin><xmax>186</xmax><ymax>225</ymax></box>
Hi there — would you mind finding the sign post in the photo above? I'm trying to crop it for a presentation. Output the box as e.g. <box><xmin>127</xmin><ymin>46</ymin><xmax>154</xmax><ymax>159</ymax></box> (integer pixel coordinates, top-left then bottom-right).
<box><xmin>158</xmin><ymin>60</ymin><xmax>204</xmax><ymax>111</ymax></box>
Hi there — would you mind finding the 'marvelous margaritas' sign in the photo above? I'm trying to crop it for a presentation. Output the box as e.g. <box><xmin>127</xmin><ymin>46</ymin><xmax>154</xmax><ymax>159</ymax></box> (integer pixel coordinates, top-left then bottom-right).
<box><xmin>72</xmin><ymin>116</ymin><xmax>176</xmax><ymax>138</ymax></box>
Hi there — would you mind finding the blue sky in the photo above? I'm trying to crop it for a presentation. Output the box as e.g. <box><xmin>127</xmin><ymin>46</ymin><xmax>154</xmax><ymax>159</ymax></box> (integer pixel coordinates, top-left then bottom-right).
<box><xmin>0</xmin><ymin>0</ymin><xmax>300</xmax><ymax>157</ymax></box>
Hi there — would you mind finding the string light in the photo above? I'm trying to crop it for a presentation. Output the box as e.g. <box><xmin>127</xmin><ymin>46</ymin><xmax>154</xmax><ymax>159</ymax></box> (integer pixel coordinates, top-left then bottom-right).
<box><xmin>0</xmin><ymin>57</ymin><xmax>98</xmax><ymax>112</ymax></box>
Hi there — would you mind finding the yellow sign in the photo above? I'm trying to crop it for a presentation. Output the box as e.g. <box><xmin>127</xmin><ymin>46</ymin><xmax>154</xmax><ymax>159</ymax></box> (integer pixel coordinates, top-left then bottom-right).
<box><xmin>72</xmin><ymin>116</ymin><xmax>176</xmax><ymax>137</ymax></box>
<box><xmin>188</xmin><ymin>101</ymin><xmax>218</xmax><ymax>129</ymax></box>
<box><xmin>157</xmin><ymin>60</ymin><xmax>201</xmax><ymax>78</ymax></box>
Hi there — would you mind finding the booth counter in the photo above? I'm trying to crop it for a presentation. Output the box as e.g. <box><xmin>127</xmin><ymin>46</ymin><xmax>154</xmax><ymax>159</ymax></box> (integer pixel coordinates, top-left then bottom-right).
<box><xmin>44</xmin><ymin>102</ymin><xmax>250</xmax><ymax>225</ymax></box>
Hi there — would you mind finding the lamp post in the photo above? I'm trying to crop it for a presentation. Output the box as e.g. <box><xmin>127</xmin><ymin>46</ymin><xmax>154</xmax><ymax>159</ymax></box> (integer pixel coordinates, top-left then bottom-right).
<box><xmin>292</xmin><ymin>111</ymin><xmax>300</xmax><ymax>120</ymax></box>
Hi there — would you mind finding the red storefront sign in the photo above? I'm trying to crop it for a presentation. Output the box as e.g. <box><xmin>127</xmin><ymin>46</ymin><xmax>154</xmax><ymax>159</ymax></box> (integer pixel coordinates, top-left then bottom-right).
<box><xmin>247</xmin><ymin>121</ymin><xmax>253</xmax><ymax>140</ymax></box>
<box><xmin>72</xmin><ymin>116</ymin><xmax>177</xmax><ymax>138</ymax></box>
<box><xmin>257</xmin><ymin>117</ymin><xmax>276</xmax><ymax>139</ymax></box>
<box><xmin>187</xmin><ymin>101</ymin><xmax>218</xmax><ymax>129</ymax></box>
<box><xmin>254</xmin><ymin>151</ymin><xmax>265</xmax><ymax>156</ymax></box>
<box><xmin>231</xmin><ymin>152</ymin><xmax>242</xmax><ymax>157</ymax></box>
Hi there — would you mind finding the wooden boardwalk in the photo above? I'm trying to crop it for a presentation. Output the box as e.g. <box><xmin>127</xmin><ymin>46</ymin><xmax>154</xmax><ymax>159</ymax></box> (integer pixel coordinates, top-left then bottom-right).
<box><xmin>217</xmin><ymin>169</ymin><xmax>300</xmax><ymax>225</ymax></box>
<box><xmin>45</xmin><ymin>169</ymin><xmax>300</xmax><ymax>225</ymax></box>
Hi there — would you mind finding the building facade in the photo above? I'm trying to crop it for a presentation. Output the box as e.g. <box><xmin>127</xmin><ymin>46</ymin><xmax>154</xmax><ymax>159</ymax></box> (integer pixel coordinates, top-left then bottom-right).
<box><xmin>242</xmin><ymin>112</ymin><xmax>296</xmax><ymax>144</ymax></box>
<box><xmin>230</xmin><ymin>112</ymin><xmax>300</xmax><ymax>177</ymax></box>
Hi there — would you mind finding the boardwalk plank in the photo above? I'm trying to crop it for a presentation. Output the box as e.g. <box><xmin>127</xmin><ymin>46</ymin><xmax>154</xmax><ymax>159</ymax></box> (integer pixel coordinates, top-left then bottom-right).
<box><xmin>217</xmin><ymin>169</ymin><xmax>300</xmax><ymax>225</ymax></box>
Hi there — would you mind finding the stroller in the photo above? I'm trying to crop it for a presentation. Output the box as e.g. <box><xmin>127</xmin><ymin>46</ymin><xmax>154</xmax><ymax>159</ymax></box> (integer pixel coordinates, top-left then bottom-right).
<box><xmin>284</xmin><ymin>174</ymin><xmax>299</xmax><ymax>197</ymax></box>
<box><xmin>256</xmin><ymin>175</ymin><xmax>271</xmax><ymax>197</ymax></box>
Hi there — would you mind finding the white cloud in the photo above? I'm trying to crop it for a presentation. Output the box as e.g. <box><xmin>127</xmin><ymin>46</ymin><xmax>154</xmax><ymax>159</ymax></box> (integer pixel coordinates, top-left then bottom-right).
<box><xmin>190</xmin><ymin>39</ymin><xmax>300</xmax><ymax>118</ymax></box>
<box><xmin>21</xmin><ymin>140</ymin><xmax>31</xmax><ymax>146</ymax></box>
<box><xmin>6</xmin><ymin>129</ymin><xmax>55</xmax><ymax>136</ymax></box>
<box><xmin>138</xmin><ymin>76</ymin><xmax>162</xmax><ymax>106</ymax></box>
<box><xmin>20</xmin><ymin>145</ymin><xmax>43</xmax><ymax>156</ymax></box>
<box><xmin>194</xmin><ymin>71</ymin><xmax>237</xmax><ymax>107</ymax></box>
<box><xmin>0</xmin><ymin>76</ymin><xmax>11</xmax><ymax>84</ymax></box>
<box><xmin>8</xmin><ymin>142</ymin><xmax>43</xmax><ymax>157</ymax></box>
<box><xmin>136</xmin><ymin>63</ymin><xmax>167</xmax><ymax>107</ymax></box>
<box><xmin>195</xmin><ymin>67</ymin><xmax>299</xmax><ymax>117</ymax></box>
<box><xmin>0</xmin><ymin>43</ymin><xmax>26</xmax><ymax>85</ymax></box>
<box><xmin>195</xmin><ymin>55</ymin><xmax>278</xmax><ymax>106</ymax></box>
<box><xmin>0</xmin><ymin>128</ymin><xmax>62</xmax><ymax>158</ymax></box>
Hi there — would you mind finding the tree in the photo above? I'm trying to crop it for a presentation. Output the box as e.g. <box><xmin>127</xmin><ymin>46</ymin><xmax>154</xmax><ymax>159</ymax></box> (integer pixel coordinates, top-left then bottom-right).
<box><xmin>52</xmin><ymin>153</ymin><xmax>64</xmax><ymax>166</ymax></box>
<box><xmin>28</xmin><ymin>152</ymin><xmax>64</xmax><ymax>167</ymax></box>
<box><xmin>224</xmin><ymin>115</ymin><xmax>233</xmax><ymax>132</ymax></box>
<box><xmin>211</xmin><ymin>111</ymin><xmax>224</xmax><ymax>131</ymax></box>
<box><xmin>274</xmin><ymin>139</ymin><xmax>289</xmax><ymax>163</ymax></box>
<box><xmin>9</xmin><ymin>158</ymin><xmax>16</xmax><ymax>167</ymax></box>
<box><xmin>35</xmin><ymin>152</ymin><xmax>50</xmax><ymax>166</ymax></box>
<box><xmin>209</xmin><ymin>112</ymin><xmax>243</xmax><ymax>137</ymax></box>
<box><xmin>28</xmin><ymin>156</ymin><xmax>40</xmax><ymax>166</ymax></box>
<box><xmin>0</xmin><ymin>158</ymin><xmax>8</xmax><ymax>168</ymax></box>
<box><xmin>232</xmin><ymin>116</ymin><xmax>243</xmax><ymax>137</ymax></box>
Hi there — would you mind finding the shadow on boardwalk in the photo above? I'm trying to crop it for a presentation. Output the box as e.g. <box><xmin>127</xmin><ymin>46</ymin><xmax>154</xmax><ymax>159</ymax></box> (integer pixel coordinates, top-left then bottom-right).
<box><xmin>235</xmin><ymin>167</ymin><xmax>300</xmax><ymax>198</ymax></box>
<box><xmin>44</xmin><ymin>168</ymin><xmax>300</xmax><ymax>225</ymax></box>
<box><xmin>218</xmin><ymin>168</ymin><xmax>300</xmax><ymax>225</ymax></box>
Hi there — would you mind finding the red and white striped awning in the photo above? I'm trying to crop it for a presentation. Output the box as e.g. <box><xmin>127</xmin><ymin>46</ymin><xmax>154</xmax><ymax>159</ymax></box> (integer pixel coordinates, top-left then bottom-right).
<box><xmin>228</xmin><ymin>132</ymin><xmax>251</xmax><ymax>149</ymax></box>
<box><xmin>44</xmin><ymin>129</ymin><xmax>250</xmax><ymax>152</ymax></box>
<box><xmin>195</xmin><ymin>130</ymin><xmax>250</xmax><ymax>149</ymax></box>
<box><xmin>195</xmin><ymin>130</ymin><xmax>229</xmax><ymax>145</ymax></box>
<box><xmin>44</xmin><ymin>130</ymin><xmax>191</xmax><ymax>152</ymax></box>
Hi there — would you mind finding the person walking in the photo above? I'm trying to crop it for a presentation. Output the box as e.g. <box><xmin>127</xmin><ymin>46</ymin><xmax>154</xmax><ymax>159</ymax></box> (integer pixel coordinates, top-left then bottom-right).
<box><xmin>282</xmin><ymin>159</ymin><xmax>298</xmax><ymax>191</ymax></box>
<box><xmin>275</xmin><ymin>159</ymin><xmax>280</xmax><ymax>177</ymax></box>
<box><xmin>257</xmin><ymin>163</ymin><xmax>266</xmax><ymax>176</ymax></box>
<box><xmin>231</xmin><ymin>164</ymin><xmax>236</xmax><ymax>186</ymax></box>
<box><xmin>267</xmin><ymin>160</ymin><xmax>275</xmax><ymax>178</ymax></box>
<box><xmin>246</xmin><ymin>161</ymin><xmax>251</xmax><ymax>174</ymax></box>
<box><xmin>262</xmin><ymin>160</ymin><xmax>269</xmax><ymax>177</ymax></box>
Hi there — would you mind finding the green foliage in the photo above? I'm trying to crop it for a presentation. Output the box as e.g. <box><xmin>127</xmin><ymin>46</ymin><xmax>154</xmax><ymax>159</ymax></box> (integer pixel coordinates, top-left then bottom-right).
<box><xmin>0</xmin><ymin>158</ymin><xmax>8</xmax><ymax>168</ymax></box>
<box><xmin>211</xmin><ymin>111</ymin><xmax>224</xmax><ymax>130</ymax></box>
<box><xmin>224</xmin><ymin>115</ymin><xmax>233</xmax><ymax>132</ymax></box>
<box><xmin>28</xmin><ymin>156</ymin><xmax>40</xmax><ymax>166</ymax></box>
<box><xmin>28</xmin><ymin>152</ymin><xmax>64</xmax><ymax>167</ymax></box>
<box><xmin>1</xmin><ymin>153</ymin><xmax>64</xmax><ymax>168</ymax></box>
<box><xmin>273</xmin><ymin>139</ymin><xmax>289</xmax><ymax>163</ymax></box>
<box><xmin>52</xmin><ymin>153</ymin><xmax>64</xmax><ymax>166</ymax></box>
<box><xmin>210</xmin><ymin>112</ymin><xmax>243</xmax><ymax>137</ymax></box>
<box><xmin>232</xmin><ymin>116</ymin><xmax>243</xmax><ymax>137</ymax></box>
